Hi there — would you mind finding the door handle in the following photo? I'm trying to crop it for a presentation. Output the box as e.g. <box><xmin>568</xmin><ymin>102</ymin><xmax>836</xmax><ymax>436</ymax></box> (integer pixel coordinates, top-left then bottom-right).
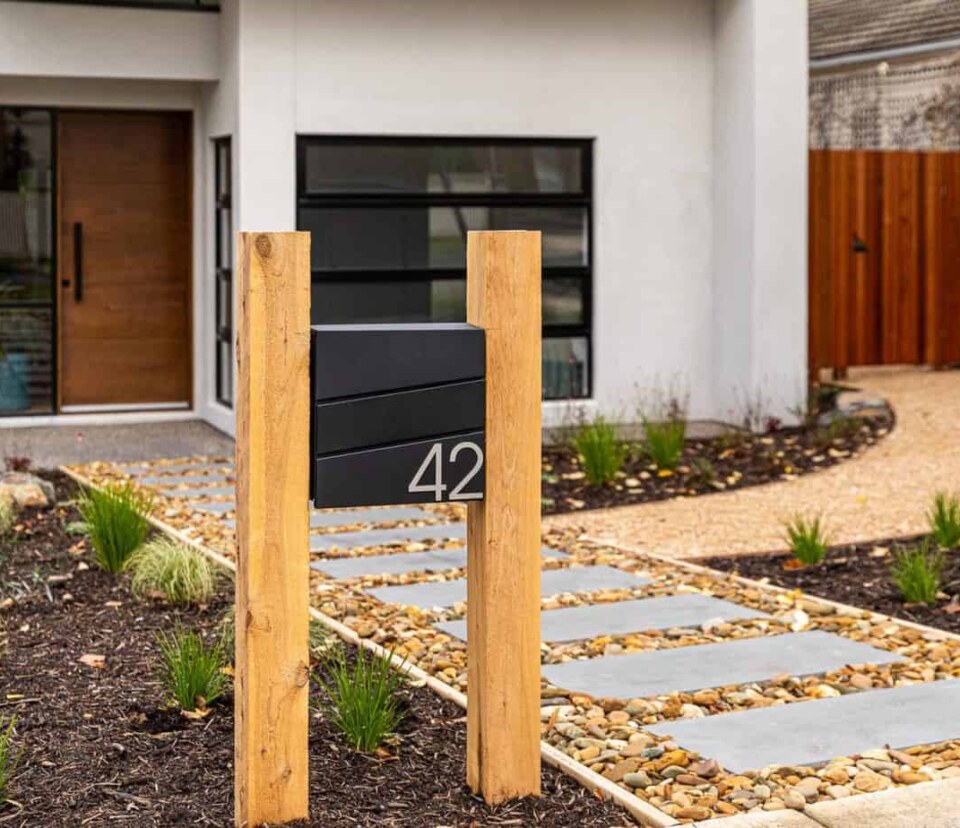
<box><xmin>73</xmin><ymin>221</ymin><xmax>84</xmax><ymax>302</ymax></box>
<box><xmin>852</xmin><ymin>234</ymin><xmax>868</xmax><ymax>254</ymax></box>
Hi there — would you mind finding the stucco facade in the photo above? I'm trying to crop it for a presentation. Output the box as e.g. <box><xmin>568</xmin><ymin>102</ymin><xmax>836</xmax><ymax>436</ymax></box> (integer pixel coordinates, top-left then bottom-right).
<box><xmin>0</xmin><ymin>0</ymin><xmax>808</xmax><ymax>434</ymax></box>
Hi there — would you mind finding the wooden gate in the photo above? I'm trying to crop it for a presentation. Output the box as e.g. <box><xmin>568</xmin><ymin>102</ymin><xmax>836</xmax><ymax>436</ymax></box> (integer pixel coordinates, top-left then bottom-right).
<box><xmin>809</xmin><ymin>149</ymin><xmax>960</xmax><ymax>374</ymax></box>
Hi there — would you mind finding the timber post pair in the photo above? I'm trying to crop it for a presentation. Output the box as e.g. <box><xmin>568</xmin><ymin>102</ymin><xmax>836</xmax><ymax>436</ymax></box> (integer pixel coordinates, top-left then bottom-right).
<box><xmin>233</xmin><ymin>230</ymin><xmax>542</xmax><ymax>826</ymax></box>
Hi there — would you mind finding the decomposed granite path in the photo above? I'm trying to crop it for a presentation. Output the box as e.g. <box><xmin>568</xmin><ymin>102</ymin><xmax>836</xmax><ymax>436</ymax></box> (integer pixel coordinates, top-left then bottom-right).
<box><xmin>69</xmin><ymin>452</ymin><xmax>960</xmax><ymax>824</ymax></box>
<box><xmin>546</xmin><ymin>366</ymin><xmax>960</xmax><ymax>560</ymax></box>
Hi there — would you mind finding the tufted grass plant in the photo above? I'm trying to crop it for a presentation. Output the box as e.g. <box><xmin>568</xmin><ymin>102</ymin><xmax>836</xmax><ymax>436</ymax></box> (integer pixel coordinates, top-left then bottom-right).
<box><xmin>0</xmin><ymin>497</ymin><xmax>14</xmax><ymax>539</ymax></box>
<box><xmin>572</xmin><ymin>418</ymin><xmax>627</xmax><ymax>487</ymax></box>
<box><xmin>78</xmin><ymin>483</ymin><xmax>153</xmax><ymax>573</ymax></box>
<box><xmin>157</xmin><ymin>626</ymin><xmax>227</xmax><ymax>713</ymax></box>
<box><xmin>129</xmin><ymin>537</ymin><xmax>217</xmax><ymax>606</ymax></box>
<box><xmin>313</xmin><ymin>646</ymin><xmax>406</xmax><ymax>752</ymax></box>
<box><xmin>783</xmin><ymin>513</ymin><xmax>830</xmax><ymax>566</ymax></box>
<box><xmin>891</xmin><ymin>540</ymin><xmax>943</xmax><ymax>605</ymax></box>
<box><xmin>928</xmin><ymin>491</ymin><xmax>960</xmax><ymax>550</ymax></box>
<box><xmin>0</xmin><ymin>715</ymin><xmax>21</xmax><ymax>803</ymax></box>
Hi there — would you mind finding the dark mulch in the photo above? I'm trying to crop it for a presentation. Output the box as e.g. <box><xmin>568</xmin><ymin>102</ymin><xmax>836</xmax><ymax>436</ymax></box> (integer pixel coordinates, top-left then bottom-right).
<box><xmin>0</xmin><ymin>473</ymin><xmax>632</xmax><ymax>826</ymax></box>
<box><xmin>542</xmin><ymin>415</ymin><xmax>891</xmax><ymax>515</ymax></box>
<box><xmin>703</xmin><ymin>536</ymin><xmax>960</xmax><ymax>635</ymax></box>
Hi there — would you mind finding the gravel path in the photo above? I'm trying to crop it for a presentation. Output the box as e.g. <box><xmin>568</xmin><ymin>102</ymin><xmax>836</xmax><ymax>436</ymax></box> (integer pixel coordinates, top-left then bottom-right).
<box><xmin>545</xmin><ymin>366</ymin><xmax>960</xmax><ymax>560</ymax></box>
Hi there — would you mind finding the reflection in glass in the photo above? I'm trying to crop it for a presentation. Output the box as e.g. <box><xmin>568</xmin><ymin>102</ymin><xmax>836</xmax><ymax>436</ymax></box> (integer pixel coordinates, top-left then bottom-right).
<box><xmin>303</xmin><ymin>143</ymin><xmax>583</xmax><ymax>195</ymax></box>
<box><xmin>302</xmin><ymin>206</ymin><xmax>587</xmax><ymax>271</ymax></box>
<box><xmin>543</xmin><ymin>337</ymin><xmax>588</xmax><ymax>400</ymax></box>
<box><xmin>0</xmin><ymin>108</ymin><xmax>54</xmax><ymax>414</ymax></box>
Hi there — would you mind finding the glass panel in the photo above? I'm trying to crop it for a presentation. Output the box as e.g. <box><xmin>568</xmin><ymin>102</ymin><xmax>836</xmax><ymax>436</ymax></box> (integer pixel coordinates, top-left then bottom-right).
<box><xmin>217</xmin><ymin>208</ymin><xmax>232</xmax><ymax>269</ymax></box>
<box><xmin>216</xmin><ymin>272</ymin><xmax>232</xmax><ymax>333</ymax></box>
<box><xmin>312</xmin><ymin>279</ymin><xmax>465</xmax><ymax>325</ymax></box>
<box><xmin>0</xmin><ymin>307</ymin><xmax>53</xmax><ymax>415</ymax></box>
<box><xmin>217</xmin><ymin>340</ymin><xmax>232</xmax><ymax>406</ymax></box>
<box><xmin>0</xmin><ymin>109</ymin><xmax>54</xmax><ymax>303</ymax></box>
<box><xmin>215</xmin><ymin>141</ymin><xmax>230</xmax><ymax>203</ymax></box>
<box><xmin>543</xmin><ymin>278</ymin><xmax>585</xmax><ymax>326</ymax></box>
<box><xmin>303</xmin><ymin>142</ymin><xmax>583</xmax><ymax>195</ymax></box>
<box><xmin>543</xmin><ymin>337</ymin><xmax>589</xmax><ymax>400</ymax></box>
<box><xmin>302</xmin><ymin>206</ymin><xmax>587</xmax><ymax>271</ymax></box>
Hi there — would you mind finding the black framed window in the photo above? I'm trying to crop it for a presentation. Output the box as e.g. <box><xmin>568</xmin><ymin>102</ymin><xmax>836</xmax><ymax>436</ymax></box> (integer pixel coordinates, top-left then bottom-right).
<box><xmin>296</xmin><ymin>137</ymin><xmax>592</xmax><ymax>399</ymax></box>
<box><xmin>0</xmin><ymin>107</ymin><xmax>56</xmax><ymax>416</ymax></box>
<box><xmin>213</xmin><ymin>137</ymin><xmax>233</xmax><ymax>408</ymax></box>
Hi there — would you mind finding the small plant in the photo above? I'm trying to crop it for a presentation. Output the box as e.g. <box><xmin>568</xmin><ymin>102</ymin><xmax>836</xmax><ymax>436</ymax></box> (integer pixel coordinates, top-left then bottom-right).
<box><xmin>0</xmin><ymin>497</ymin><xmax>15</xmax><ymax>539</ymax></box>
<box><xmin>928</xmin><ymin>492</ymin><xmax>960</xmax><ymax>550</ymax></box>
<box><xmin>783</xmin><ymin>513</ymin><xmax>830</xmax><ymax>566</ymax></box>
<box><xmin>157</xmin><ymin>626</ymin><xmax>227</xmax><ymax>712</ymax></box>
<box><xmin>129</xmin><ymin>537</ymin><xmax>217</xmax><ymax>606</ymax></box>
<box><xmin>0</xmin><ymin>715</ymin><xmax>21</xmax><ymax>803</ymax></box>
<box><xmin>642</xmin><ymin>417</ymin><xmax>686</xmax><ymax>471</ymax></box>
<box><xmin>2</xmin><ymin>457</ymin><xmax>30</xmax><ymax>473</ymax></box>
<box><xmin>890</xmin><ymin>540</ymin><xmax>943</xmax><ymax>605</ymax></box>
<box><xmin>572</xmin><ymin>418</ymin><xmax>627</xmax><ymax>486</ymax></box>
<box><xmin>313</xmin><ymin>646</ymin><xmax>406</xmax><ymax>752</ymax></box>
<box><xmin>78</xmin><ymin>483</ymin><xmax>153</xmax><ymax>573</ymax></box>
<box><xmin>689</xmin><ymin>456</ymin><xmax>717</xmax><ymax>487</ymax></box>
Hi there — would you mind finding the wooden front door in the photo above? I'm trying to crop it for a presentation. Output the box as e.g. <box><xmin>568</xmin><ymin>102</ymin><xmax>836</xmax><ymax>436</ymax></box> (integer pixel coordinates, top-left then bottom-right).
<box><xmin>58</xmin><ymin>110</ymin><xmax>191</xmax><ymax>410</ymax></box>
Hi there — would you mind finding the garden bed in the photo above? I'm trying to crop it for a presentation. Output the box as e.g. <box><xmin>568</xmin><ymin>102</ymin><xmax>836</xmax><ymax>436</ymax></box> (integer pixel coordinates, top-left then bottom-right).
<box><xmin>542</xmin><ymin>414</ymin><xmax>891</xmax><ymax>515</ymax></box>
<box><xmin>0</xmin><ymin>473</ymin><xmax>632</xmax><ymax>826</ymax></box>
<box><xmin>703</xmin><ymin>536</ymin><xmax>960</xmax><ymax>635</ymax></box>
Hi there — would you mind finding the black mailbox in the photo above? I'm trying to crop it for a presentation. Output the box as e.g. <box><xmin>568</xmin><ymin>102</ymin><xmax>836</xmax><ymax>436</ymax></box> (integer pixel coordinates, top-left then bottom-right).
<box><xmin>311</xmin><ymin>323</ymin><xmax>485</xmax><ymax>508</ymax></box>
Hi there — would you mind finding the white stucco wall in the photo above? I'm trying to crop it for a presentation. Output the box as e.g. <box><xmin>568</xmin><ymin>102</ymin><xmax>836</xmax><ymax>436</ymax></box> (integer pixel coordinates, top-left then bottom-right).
<box><xmin>713</xmin><ymin>0</ymin><xmax>808</xmax><ymax>423</ymax></box>
<box><xmin>0</xmin><ymin>1</ymin><xmax>219</xmax><ymax>82</ymax></box>
<box><xmin>230</xmin><ymin>0</ymin><xmax>718</xmax><ymax>425</ymax></box>
<box><xmin>0</xmin><ymin>0</ymin><xmax>808</xmax><ymax>433</ymax></box>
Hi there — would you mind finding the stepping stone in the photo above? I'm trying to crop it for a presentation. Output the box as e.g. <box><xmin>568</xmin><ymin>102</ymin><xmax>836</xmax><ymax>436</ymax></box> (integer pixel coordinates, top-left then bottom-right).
<box><xmin>367</xmin><ymin>565</ymin><xmax>650</xmax><ymax>609</ymax></box>
<box><xmin>310</xmin><ymin>522</ymin><xmax>467</xmax><ymax>551</ymax></box>
<box><xmin>155</xmin><ymin>485</ymin><xmax>236</xmax><ymax>499</ymax></box>
<box><xmin>438</xmin><ymin>594</ymin><xmax>767</xmax><ymax>643</ymax></box>
<box><xmin>309</xmin><ymin>506</ymin><xmax>427</xmax><ymax>528</ymax></box>
<box><xmin>140</xmin><ymin>472</ymin><xmax>232</xmax><ymax>487</ymax></box>
<box><xmin>223</xmin><ymin>507</ymin><xmax>439</xmax><ymax>531</ymax></box>
<box><xmin>312</xmin><ymin>546</ymin><xmax>566</xmax><ymax>579</ymax></box>
<box><xmin>646</xmin><ymin>678</ymin><xmax>960</xmax><ymax>772</ymax></box>
<box><xmin>192</xmin><ymin>501</ymin><xmax>235</xmax><ymax>515</ymax></box>
<box><xmin>124</xmin><ymin>461</ymin><xmax>232</xmax><ymax>475</ymax></box>
<box><xmin>541</xmin><ymin>631</ymin><xmax>904</xmax><ymax>699</ymax></box>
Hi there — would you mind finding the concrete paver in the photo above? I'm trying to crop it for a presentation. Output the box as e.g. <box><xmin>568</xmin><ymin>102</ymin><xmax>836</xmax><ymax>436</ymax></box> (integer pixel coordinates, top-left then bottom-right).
<box><xmin>311</xmin><ymin>522</ymin><xmax>467</xmax><ymax>550</ymax></box>
<box><xmin>647</xmin><ymin>679</ymin><xmax>960</xmax><ymax>772</ymax></box>
<box><xmin>541</xmin><ymin>631</ymin><xmax>903</xmax><ymax>698</ymax></box>
<box><xmin>368</xmin><ymin>564</ymin><xmax>650</xmax><ymax>609</ymax></box>
<box><xmin>438</xmin><ymin>594</ymin><xmax>769</xmax><ymax>643</ymax></box>
<box><xmin>804</xmin><ymin>777</ymin><xmax>960</xmax><ymax>828</ymax></box>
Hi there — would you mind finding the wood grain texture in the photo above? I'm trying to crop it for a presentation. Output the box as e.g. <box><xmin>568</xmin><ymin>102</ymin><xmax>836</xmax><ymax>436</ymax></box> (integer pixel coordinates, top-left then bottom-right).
<box><xmin>58</xmin><ymin>110</ymin><xmax>192</xmax><ymax>407</ymax></box>
<box><xmin>923</xmin><ymin>153</ymin><xmax>960</xmax><ymax>365</ymax></box>
<box><xmin>465</xmin><ymin>230</ymin><xmax>542</xmax><ymax>804</ymax></box>
<box><xmin>235</xmin><ymin>232</ymin><xmax>311</xmax><ymax>827</ymax></box>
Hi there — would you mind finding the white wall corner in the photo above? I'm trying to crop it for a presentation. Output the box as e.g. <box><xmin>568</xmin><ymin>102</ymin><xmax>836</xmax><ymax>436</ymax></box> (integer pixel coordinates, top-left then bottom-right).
<box><xmin>712</xmin><ymin>0</ymin><xmax>808</xmax><ymax>426</ymax></box>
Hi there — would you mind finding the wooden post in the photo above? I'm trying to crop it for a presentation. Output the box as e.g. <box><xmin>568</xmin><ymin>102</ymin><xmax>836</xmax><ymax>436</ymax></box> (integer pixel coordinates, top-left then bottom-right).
<box><xmin>235</xmin><ymin>232</ymin><xmax>311</xmax><ymax>827</ymax></box>
<box><xmin>465</xmin><ymin>230</ymin><xmax>542</xmax><ymax>803</ymax></box>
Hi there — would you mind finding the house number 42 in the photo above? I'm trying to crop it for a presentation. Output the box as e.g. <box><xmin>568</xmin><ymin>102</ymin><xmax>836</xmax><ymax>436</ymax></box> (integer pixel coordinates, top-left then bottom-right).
<box><xmin>408</xmin><ymin>441</ymin><xmax>484</xmax><ymax>502</ymax></box>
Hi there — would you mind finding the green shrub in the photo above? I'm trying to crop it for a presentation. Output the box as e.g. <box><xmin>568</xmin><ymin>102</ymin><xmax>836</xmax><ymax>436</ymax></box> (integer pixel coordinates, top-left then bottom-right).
<box><xmin>891</xmin><ymin>540</ymin><xmax>943</xmax><ymax>605</ymax></box>
<box><xmin>313</xmin><ymin>646</ymin><xmax>405</xmax><ymax>752</ymax></box>
<box><xmin>783</xmin><ymin>513</ymin><xmax>830</xmax><ymax>566</ymax></box>
<box><xmin>78</xmin><ymin>483</ymin><xmax>153</xmax><ymax>573</ymax></box>
<box><xmin>572</xmin><ymin>418</ymin><xmax>627</xmax><ymax>486</ymax></box>
<box><xmin>157</xmin><ymin>627</ymin><xmax>227</xmax><ymax>712</ymax></box>
<box><xmin>0</xmin><ymin>497</ymin><xmax>14</xmax><ymax>539</ymax></box>
<box><xmin>0</xmin><ymin>715</ymin><xmax>21</xmax><ymax>803</ymax></box>
<box><xmin>642</xmin><ymin>417</ymin><xmax>686</xmax><ymax>471</ymax></box>
<box><xmin>928</xmin><ymin>492</ymin><xmax>960</xmax><ymax>550</ymax></box>
<box><xmin>689</xmin><ymin>456</ymin><xmax>717</xmax><ymax>486</ymax></box>
<box><xmin>129</xmin><ymin>537</ymin><xmax>217</xmax><ymax>606</ymax></box>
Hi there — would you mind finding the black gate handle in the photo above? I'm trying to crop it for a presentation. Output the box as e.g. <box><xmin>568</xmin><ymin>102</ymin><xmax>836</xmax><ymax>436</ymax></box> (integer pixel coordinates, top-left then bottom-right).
<box><xmin>73</xmin><ymin>221</ymin><xmax>84</xmax><ymax>302</ymax></box>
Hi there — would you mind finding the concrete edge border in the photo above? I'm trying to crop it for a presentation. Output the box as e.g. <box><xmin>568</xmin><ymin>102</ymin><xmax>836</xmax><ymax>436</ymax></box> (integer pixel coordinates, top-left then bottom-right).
<box><xmin>584</xmin><ymin>534</ymin><xmax>960</xmax><ymax>826</ymax></box>
<box><xmin>59</xmin><ymin>466</ymin><xmax>676</xmax><ymax>828</ymax></box>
